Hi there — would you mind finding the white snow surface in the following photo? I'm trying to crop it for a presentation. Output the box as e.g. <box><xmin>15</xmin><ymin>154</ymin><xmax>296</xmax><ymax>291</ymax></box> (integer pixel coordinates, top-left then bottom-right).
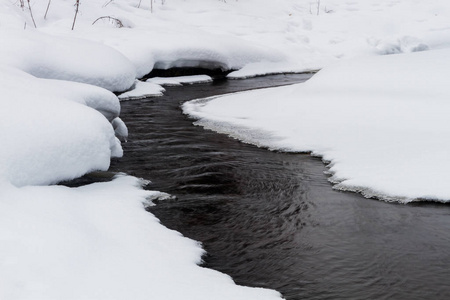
<box><xmin>184</xmin><ymin>49</ymin><xmax>450</xmax><ymax>203</ymax></box>
<box><xmin>119</xmin><ymin>76</ymin><xmax>213</xmax><ymax>100</ymax></box>
<box><xmin>118</xmin><ymin>80</ymin><xmax>166</xmax><ymax>100</ymax></box>
<box><xmin>5</xmin><ymin>0</ymin><xmax>449</xmax><ymax>81</ymax></box>
<box><xmin>3</xmin><ymin>0</ymin><xmax>450</xmax><ymax>298</ymax></box>
<box><xmin>0</xmin><ymin>66</ymin><xmax>122</xmax><ymax>187</ymax></box>
<box><xmin>147</xmin><ymin>75</ymin><xmax>213</xmax><ymax>86</ymax></box>
<box><xmin>0</xmin><ymin>175</ymin><xmax>281</xmax><ymax>300</ymax></box>
<box><xmin>0</xmin><ymin>29</ymin><xmax>136</xmax><ymax>92</ymax></box>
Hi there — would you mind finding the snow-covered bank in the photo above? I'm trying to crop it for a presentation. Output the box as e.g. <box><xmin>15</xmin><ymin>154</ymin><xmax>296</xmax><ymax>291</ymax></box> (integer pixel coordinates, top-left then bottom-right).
<box><xmin>0</xmin><ymin>176</ymin><xmax>281</xmax><ymax>300</ymax></box>
<box><xmin>184</xmin><ymin>48</ymin><xmax>450</xmax><ymax>203</ymax></box>
<box><xmin>0</xmin><ymin>65</ymin><xmax>124</xmax><ymax>187</ymax></box>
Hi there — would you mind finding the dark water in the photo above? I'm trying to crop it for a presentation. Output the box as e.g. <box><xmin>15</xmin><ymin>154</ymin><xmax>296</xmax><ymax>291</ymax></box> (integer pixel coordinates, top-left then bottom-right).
<box><xmin>108</xmin><ymin>74</ymin><xmax>450</xmax><ymax>300</ymax></box>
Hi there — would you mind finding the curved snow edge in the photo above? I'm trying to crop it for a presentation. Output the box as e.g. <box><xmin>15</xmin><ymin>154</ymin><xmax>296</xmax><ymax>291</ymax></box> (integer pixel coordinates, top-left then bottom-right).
<box><xmin>183</xmin><ymin>95</ymin><xmax>444</xmax><ymax>205</ymax></box>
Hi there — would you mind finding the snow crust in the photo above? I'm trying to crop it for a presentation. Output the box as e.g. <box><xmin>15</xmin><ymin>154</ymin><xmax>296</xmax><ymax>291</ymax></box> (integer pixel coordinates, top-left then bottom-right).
<box><xmin>184</xmin><ymin>49</ymin><xmax>450</xmax><ymax>203</ymax></box>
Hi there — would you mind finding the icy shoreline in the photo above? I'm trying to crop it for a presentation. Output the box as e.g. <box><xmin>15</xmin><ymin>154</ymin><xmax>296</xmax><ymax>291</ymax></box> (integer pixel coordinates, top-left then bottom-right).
<box><xmin>183</xmin><ymin>49</ymin><xmax>450</xmax><ymax>204</ymax></box>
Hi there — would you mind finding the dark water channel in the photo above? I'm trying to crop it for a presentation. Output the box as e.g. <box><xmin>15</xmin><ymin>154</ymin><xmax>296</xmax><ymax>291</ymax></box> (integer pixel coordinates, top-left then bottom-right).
<box><xmin>108</xmin><ymin>74</ymin><xmax>450</xmax><ymax>300</ymax></box>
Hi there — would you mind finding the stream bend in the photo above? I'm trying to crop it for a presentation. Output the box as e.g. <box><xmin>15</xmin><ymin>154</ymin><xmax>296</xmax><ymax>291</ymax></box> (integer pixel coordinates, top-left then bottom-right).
<box><xmin>108</xmin><ymin>74</ymin><xmax>450</xmax><ymax>300</ymax></box>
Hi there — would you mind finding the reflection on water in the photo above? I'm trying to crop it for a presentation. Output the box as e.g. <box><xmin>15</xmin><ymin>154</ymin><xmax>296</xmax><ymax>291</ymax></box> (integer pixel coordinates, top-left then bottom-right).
<box><xmin>109</xmin><ymin>74</ymin><xmax>450</xmax><ymax>300</ymax></box>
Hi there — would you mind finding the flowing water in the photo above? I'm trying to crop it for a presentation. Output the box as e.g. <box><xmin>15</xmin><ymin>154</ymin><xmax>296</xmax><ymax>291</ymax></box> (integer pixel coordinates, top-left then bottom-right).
<box><xmin>106</xmin><ymin>74</ymin><xmax>450</xmax><ymax>300</ymax></box>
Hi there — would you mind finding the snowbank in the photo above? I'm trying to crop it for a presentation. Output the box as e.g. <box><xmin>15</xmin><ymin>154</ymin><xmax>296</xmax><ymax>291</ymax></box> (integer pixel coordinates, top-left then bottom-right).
<box><xmin>0</xmin><ymin>66</ymin><xmax>122</xmax><ymax>187</ymax></box>
<box><xmin>0</xmin><ymin>29</ymin><xmax>136</xmax><ymax>92</ymax></box>
<box><xmin>0</xmin><ymin>176</ymin><xmax>281</xmax><ymax>300</ymax></box>
<box><xmin>184</xmin><ymin>49</ymin><xmax>450</xmax><ymax>203</ymax></box>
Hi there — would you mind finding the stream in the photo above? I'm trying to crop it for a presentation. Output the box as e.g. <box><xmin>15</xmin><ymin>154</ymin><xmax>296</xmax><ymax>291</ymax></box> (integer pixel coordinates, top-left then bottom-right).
<box><xmin>107</xmin><ymin>74</ymin><xmax>450</xmax><ymax>300</ymax></box>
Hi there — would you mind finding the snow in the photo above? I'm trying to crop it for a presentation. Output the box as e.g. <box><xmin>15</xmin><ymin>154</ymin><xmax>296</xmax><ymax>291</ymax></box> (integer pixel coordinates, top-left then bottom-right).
<box><xmin>2</xmin><ymin>0</ymin><xmax>450</xmax><ymax>298</ymax></box>
<box><xmin>184</xmin><ymin>48</ymin><xmax>450</xmax><ymax>203</ymax></box>
<box><xmin>0</xmin><ymin>29</ymin><xmax>136</xmax><ymax>92</ymax></box>
<box><xmin>147</xmin><ymin>75</ymin><xmax>213</xmax><ymax>86</ymax></box>
<box><xmin>118</xmin><ymin>76</ymin><xmax>213</xmax><ymax>100</ymax></box>
<box><xmin>0</xmin><ymin>66</ymin><xmax>122</xmax><ymax>187</ymax></box>
<box><xmin>112</xmin><ymin>117</ymin><xmax>128</xmax><ymax>142</ymax></box>
<box><xmin>118</xmin><ymin>80</ymin><xmax>166</xmax><ymax>100</ymax></box>
<box><xmin>0</xmin><ymin>175</ymin><xmax>281</xmax><ymax>300</ymax></box>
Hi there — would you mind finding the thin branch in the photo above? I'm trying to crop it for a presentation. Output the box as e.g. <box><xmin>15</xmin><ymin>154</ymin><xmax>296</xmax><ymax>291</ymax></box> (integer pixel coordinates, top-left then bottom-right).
<box><xmin>72</xmin><ymin>0</ymin><xmax>80</xmax><ymax>30</ymax></box>
<box><xmin>92</xmin><ymin>16</ymin><xmax>124</xmax><ymax>28</ymax></box>
<box><xmin>44</xmin><ymin>0</ymin><xmax>51</xmax><ymax>19</ymax></box>
<box><xmin>26</xmin><ymin>0</ymin><xmax>36</xmax><ymax>28</ymax></box>
<box><xmin>103</xmin><ymin>0</ymin><xmax>113</xmax><ymax>7</ymax></box>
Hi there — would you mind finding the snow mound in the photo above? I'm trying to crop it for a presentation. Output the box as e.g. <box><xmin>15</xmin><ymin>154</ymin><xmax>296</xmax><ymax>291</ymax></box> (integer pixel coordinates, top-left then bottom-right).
<box><xmin>0</xmin><ymin>29</ymin><xmax>136</xmax><ymax>92</ymax></box>
<box><xmin>0</xmin><ymin>66</ymin><xmax>121</xmax><ymax>187</ymax></box>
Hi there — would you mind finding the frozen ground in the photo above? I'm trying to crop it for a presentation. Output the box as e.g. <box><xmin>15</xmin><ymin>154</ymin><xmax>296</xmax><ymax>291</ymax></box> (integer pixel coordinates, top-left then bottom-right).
<box><xmin>2</xmin><ymin>0</ymin><xmax>450</xmax><ymax>298</ymax></box>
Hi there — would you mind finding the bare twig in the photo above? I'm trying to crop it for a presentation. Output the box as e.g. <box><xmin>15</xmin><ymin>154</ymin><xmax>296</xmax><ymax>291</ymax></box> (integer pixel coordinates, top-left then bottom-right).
<box><xmin>137</xmin><ymin>0</ymin><xmax>152</xmax><ymax>12</ymax></box>
<box><xmin>92</xmin><ymin>16</ymin><xmax>124</xmax><ymax>28</ymax></box>
<box><xmin>72</xmin><ymin>0</ymin><xmax>80</xmax><ymax>30</ymax></box>
<box><xmin>44</xmin><ymin>0</ymin><xmax>51</xmax><ymax>19</ymax></box>
<box><xmin>317</xmin><ymin>0</ymin><xmax>320</xmax><ymax>15</ymax></box>
<box><xmin>26</xmin><ymin>0</ymin><xmax>36</xmax><ymax>28</ymax></box>
<box><xmin>103</xmin><ymin>0</ymin><xmax>113</xmax><ymax>7</ymax></box>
